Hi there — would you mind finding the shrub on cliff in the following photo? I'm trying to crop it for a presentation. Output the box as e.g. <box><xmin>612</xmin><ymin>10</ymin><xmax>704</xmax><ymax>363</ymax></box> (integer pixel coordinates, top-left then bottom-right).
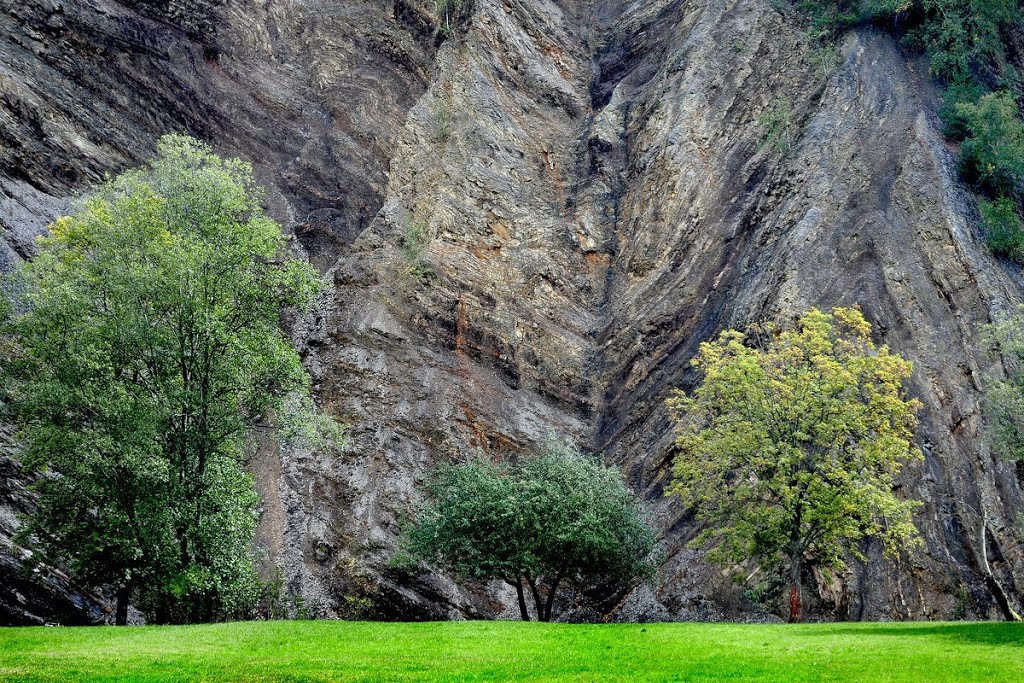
<box><xmin>1</xmin><ymin>135</ymin><xmax>340</xmax><ymax>624</ymax></box>
<box><xmin>954</xmin><ymin>91</ymin><xmax>1024</xmax><ymax>258</ymax></box>
<box><xmin>980</xmin><ymin>197</ymin><xmax>1024</xmax><ymax>259</ymax></box>
<box><xmin>957</xmin><ymin>92</ymin><xmax>1024</xmax><ymax>198</ymax></box>
<box><xmin>668</xmin><ymin>307</ymin><xmax>922</xmax><ymax>622</ymax></box>
<box><xmin>400</xmin><ymin>439</ymin><xmax>655</xmax><ymax>621</ymax></box>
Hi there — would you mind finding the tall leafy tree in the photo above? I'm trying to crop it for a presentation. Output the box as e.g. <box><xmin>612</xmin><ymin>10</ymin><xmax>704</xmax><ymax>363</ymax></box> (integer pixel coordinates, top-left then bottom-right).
<box><xmin>667</xmin><ymin>307</ymin><xmax>922</xmax><ymax>622</ymax></box>
<box><xmin>0</xmin><ymin>134</ymin><xmax>336</xmax><ymax>624</ymax></box>
<box><xmin>978</xmin><ymin>310</ymin><xmax>1024</xmax><ymax>621</ymax></box>
<box><xmin>983</xmin><ymin>309</ymin><xmax>1024</xmax><ymax>462</ymax></box>
<box><xmin>403</xmin><ymin>440</ymin><xmax>654</xmax><ymax>621</ymax></box>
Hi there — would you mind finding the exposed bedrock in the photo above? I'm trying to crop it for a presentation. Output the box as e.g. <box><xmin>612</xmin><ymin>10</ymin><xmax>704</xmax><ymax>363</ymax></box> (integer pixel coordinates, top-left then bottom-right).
<box><xmin>1</xmin><ymin>0</ymin><xmax>1021</xmax><ymax>622</ymax></box>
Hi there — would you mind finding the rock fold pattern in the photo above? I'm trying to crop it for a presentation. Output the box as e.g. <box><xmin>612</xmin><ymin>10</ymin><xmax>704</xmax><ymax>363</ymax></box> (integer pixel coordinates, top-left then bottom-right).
<box><xmin>1</xmin><ymin>0</ymin><xmax>1021</xmax><ymax>622</ymax></box>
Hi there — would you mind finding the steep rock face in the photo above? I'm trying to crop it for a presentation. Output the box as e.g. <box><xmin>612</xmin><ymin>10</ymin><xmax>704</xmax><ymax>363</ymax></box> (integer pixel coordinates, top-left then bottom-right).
<box><xmin>589</xmin><ymin>4</ymin><xmax>1024</xmax><ymax>620</ymax></box>
<box><xmin>0</xmin><ymin>0</ymin><xmax>437</xmax><ymax>264</ymax></box>
<box><xmin>1</xmin><ymin>0</ymin><xmax>1022</xmax><ymax>622</ymax></box>
<box><xmin>0</xmin><ymin>0</ymin><xmax>439</xmax><ymax>624</ymax></box>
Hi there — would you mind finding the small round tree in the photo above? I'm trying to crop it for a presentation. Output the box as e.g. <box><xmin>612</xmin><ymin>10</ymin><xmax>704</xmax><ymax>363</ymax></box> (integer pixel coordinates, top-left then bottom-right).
<box><xmin>667</xmin><ymin>307</ymin><xmax>922</xmax><ymax>622</ymax></box>
<box><xmin>403</xmin><ymin>440</ymin><xmax>655</xmax><ymax>621</ymax></box>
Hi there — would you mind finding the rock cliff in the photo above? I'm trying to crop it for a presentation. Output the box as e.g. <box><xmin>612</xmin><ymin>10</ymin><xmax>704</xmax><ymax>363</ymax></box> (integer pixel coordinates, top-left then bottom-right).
<box><xmin>2</xmin><ymin>0</ymin><xmax>1022</xmax><ymax>623</ymax></box>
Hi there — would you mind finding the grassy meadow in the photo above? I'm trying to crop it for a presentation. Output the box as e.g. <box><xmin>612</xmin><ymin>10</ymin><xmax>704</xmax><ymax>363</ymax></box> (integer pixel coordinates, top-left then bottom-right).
<box><xmin>0</xmin><ymin>620</ymin><xmax>1022</xmax><ymax>682</ymax></box>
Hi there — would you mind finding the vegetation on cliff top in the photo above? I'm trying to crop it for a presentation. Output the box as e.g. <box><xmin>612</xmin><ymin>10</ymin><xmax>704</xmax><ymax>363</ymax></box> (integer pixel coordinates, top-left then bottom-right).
<box><xmin>794</xmin><ymin>0</ymin><xmax>1024</xmax><ymax>257</ymax></box>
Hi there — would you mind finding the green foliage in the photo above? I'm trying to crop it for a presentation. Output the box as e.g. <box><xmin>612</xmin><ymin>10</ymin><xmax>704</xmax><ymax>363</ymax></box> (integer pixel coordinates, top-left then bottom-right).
<box><xmin>256</xmin><ymin>568</ymin><xmax>292</xmax><ymax>621</ymax></box>
<box><xmin>952</xmin><ymin>584</ymin><xmax>975</xmax><ymax>620</ymax></box>
<box><xmin>398</xmin><ymin>220</ymin><xmax>431</xmax><ymax>263</ymax></box>
<box><xmin>954</xmin><ymin>92</ymin><xmax>1024</xmax><ymax>255</ymax></box>
<box><xmin>742</xmin><ymin>572</ymin><xmax>788</xmax><ymax>607</ymax></box>
<box><xmin>809</xmin><ymin>42</ymin><xmax>842</xmax><ymax>80</ymax></box>
<box><xmin>938</xmin><ymin>80</ymin><xmax>986</xmax><ymax>139</ymax></box>
<box><xmin>794</xmin><ymin>2</ymin><xmax>1020</xmax><ymax>84</ymax></box>
<box><xmin>429</xmin><ymin>100</ymin><xmax>452</xmax><ymax>144</ymax></box>
<box><xmin>1</xmin><ymin>134</ymin><xmax>338</xmax><ymax>624</ymax></box>
<box><xmin>757</xmin><ymin>99</ymin><xmax>795</xmax><ymax>154</ymax></box>
<box><xmin>793</xmin><ymin>0</ymin><xmax>865</xmax><ymax>43</ymax></box>
<box><xmin>402</xmin><ymin>439</ymin><xmax>655</xmax><ymax>621</ymax></box>
<box><xmin>396</xmin><ymin>219</ymin><xmax>435</xmax><ymax>282</ymax></box>
<box><xmin>912</xmin><ymin>0</ymin><xmax>1018</xmax><ymax>85</ymax></box>
<box><xmin>402</xmin><ymin>458</ymin><xmax>528</xmax><ymax>580</ymax></box>
<box><xmin>979</xmin><ymin>197</ymin><xmax>1024</xmax><ymax>259</ymax></box>
<box><xmin>793</xmin><ymin>1</ymin><xmax>1024</xmax><ymax>258</ymax></box>
<box><xmin>520</xmin><ymin>441</ymin><xmax>657</xmax><ymax>589</ymax></box>
<box><xmin>956</xmin><ymin>92</ymin><xmax>1024</xmax><ymax>197</ymax></box>
<box><xmin>982</xmin><ymin>309</ymin><xmax>1024</xmax><ymax>461</ymax></box>
<box><xmin>667</xmin><ymin>307</ymin><xmax>922</xmax><ymax>622</ymax></box>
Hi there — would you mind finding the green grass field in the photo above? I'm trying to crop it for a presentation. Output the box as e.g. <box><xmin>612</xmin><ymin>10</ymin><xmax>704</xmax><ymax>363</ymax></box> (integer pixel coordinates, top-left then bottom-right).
<box><xmin>0</xmin><ymin>620</ymin><xmax>1022</xmax><ymax>682</ymax></box>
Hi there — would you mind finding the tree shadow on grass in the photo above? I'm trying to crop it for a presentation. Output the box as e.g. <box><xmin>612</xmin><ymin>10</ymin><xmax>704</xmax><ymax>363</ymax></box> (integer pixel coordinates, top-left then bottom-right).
<box><xmin>796</xmin><ymin>623</ymin><xmax>1024</xmax><ymax>648</ymax></box>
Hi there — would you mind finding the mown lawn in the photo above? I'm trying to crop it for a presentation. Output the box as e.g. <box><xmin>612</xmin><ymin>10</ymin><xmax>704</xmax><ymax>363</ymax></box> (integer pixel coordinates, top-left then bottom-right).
<box><xmin>0</xmin><ymin>620</ymin><xmax>1021</xmax><ymax>682</ymax></box>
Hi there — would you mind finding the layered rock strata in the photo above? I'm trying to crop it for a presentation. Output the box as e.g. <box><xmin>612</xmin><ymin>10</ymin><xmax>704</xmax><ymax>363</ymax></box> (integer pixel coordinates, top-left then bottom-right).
<box><xmin>1</xmin><ymin>0</ymin><xmax>1021</xmax><ymax>622</ymax></box>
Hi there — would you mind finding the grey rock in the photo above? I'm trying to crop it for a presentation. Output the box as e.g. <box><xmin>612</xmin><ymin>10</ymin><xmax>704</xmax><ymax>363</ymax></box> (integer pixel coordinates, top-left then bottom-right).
<box><xmin>1</xmin><ymin>0</ymin><xmax>1022</xmax><ymax>623</ymax></box>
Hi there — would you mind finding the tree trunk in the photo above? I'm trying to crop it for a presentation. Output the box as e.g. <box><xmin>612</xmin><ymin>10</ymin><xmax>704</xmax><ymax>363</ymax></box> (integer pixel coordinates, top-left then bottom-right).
<box><xmin>543</xmin><ymin>576</ymin><xmax>561</xmax><ymax>622</ymax></box>
<box><xmin>115</xmin><ymin>584</ymin><xmax>130</xmax><ymax>626</ymax></box>
<box><xmin>526</xmin><ymin>576</ymin><xmax>545</xmax><ymax>622</ymax></box>
<box><xmin>980</xmin><ymin>514</ymin><xmax>1022</xmax><ymax>622</ymax></box>
<box><xmin>508</xmin><ymin>578</ymin><xmax>531</xmax><ymax>621</ymax></box>
<box><xmin>789</xmin><ymin>551</ymin><xmax>802</xmax><ymax>623</ymax></box>
<box><xmin>985</xmin><ymin>574</ymin><xmax>1021</xmax><ymax>622</ymax></box>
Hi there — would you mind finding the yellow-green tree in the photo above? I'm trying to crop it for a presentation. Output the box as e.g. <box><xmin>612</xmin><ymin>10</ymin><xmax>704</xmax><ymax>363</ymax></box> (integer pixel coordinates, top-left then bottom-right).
<box><xmin>667</xmin><ymin>307</ymin><xmax>922</xmax><ymax>622</ymax></box>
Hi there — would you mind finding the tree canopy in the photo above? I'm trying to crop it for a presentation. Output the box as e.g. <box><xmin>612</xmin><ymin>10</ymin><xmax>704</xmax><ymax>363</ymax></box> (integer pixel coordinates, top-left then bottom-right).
<box><xmin>982</xmin><ymin>310</ymin><xmax>1024</xmax><ymax>461</ymax></box>
<box><xmin>667</xmin><ymin>307</ymin><xmax>922</xmax><ymax>622</ymax></box>
<box><xmin>402</xmin><ymin>440</ymin><xmax>655</xmax><ymax>621</ymax></box>
<box><xmin>1</xmin><ymin>134</ymin><xmax>338</xmax><ymax>624</ymax></box>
